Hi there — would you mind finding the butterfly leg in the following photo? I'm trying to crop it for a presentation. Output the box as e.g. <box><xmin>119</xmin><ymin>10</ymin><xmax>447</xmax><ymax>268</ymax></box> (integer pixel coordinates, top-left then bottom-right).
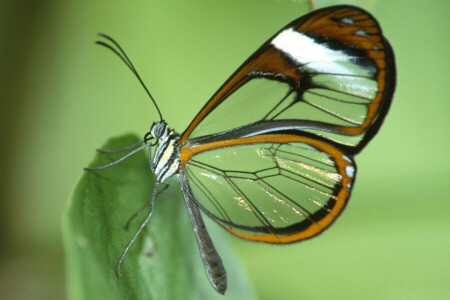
<box><xmin>84</xmin><ymin>143</ymin><xmax>149</xmax><ymax>171</ymax></box>
<box><xmin>148</xmin><ymin>145</ymin><xmax>155</xmax><ymax>173</ymax></box>
<box><xmin>178</xmin><ymin>173</ymin><xmax>227</xmax><ymax>294</ymax></box>
<box><xmin>96</xmin><ymin>140</ymin><xmax>144</xmax><ymax>154</ymax></box>
<box><xmin>116</xmin><ymin>181</ymin><xmax>161</xmax><ymax>277</ymax></box>
<box><xmin>124</xmin><ymin>183</ymin><xmax>169</xmax><ymax>230</ymax></box>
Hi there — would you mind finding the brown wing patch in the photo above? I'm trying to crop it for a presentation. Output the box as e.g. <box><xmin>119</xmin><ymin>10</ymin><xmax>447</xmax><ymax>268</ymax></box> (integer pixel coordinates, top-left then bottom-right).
<box><xmin>180</xmin><ymin>47</ymin><xmax>302</xmax><ymax>143</ymax></box>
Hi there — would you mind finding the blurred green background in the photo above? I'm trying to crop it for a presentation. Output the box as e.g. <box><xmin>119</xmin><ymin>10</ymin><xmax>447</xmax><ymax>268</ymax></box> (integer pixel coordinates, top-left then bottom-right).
<box><xmin>1</xmin><ymin>0</ymin><xmax>449</xmax><ymax>299</ymax></box>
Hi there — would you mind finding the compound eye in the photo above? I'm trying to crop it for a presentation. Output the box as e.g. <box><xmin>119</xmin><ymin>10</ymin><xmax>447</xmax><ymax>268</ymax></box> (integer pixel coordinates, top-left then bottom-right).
<box><xmin>150</xmin><ymin>125</ymin><xmax>159</xmax><ymax>138</ymax></box>
<box><xmin>151</xmin><ymin>122</ymin><xmax>167</xmax><ymax>138</ymax></box>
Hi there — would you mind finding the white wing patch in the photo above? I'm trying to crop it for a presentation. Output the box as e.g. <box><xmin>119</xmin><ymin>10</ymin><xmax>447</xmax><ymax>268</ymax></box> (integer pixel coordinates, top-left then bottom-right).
<box><xmin>345</xmin><ymin>165</ymin><xmax>355</xmax><ymax>178</ymax></box>
<box><xmin>271</xmin><ymin>28</ymin><xmax>373</xmax><ymax>77</ymax></box>
<box><xmin>272</xmin><ymin>28</ymin><xmax>348</xmax><ymax>63</ymax></box>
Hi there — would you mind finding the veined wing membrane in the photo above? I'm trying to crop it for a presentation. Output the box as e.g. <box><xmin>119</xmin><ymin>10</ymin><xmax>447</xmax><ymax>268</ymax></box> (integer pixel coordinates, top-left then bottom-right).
<box><xmin>180</xmin><ymin>6</ymin><xmax>395</xmax><ymax>154</ymax></box>
<box><xmin>179</xmin><ymin>134</ymin><xmax>356</xmax><ymax>243</ymax></box>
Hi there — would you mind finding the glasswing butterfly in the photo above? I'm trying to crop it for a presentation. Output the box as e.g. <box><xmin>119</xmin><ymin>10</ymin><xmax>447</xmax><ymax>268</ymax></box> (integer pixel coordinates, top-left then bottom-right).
<box><xmin>85</xmin><ymin>5</ymin><xmax>396</xmax><ymax>295</ymax></box>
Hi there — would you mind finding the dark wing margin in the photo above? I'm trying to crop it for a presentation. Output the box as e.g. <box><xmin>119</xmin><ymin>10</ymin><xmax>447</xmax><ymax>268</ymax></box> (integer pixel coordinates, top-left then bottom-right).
<box><xmin>179</xmin><ymin>5</ymin><xmax>396</xmax><ymax>155</ymax></box>
<box><xmin>178</xmin><ymin>133</ymin><xmax>356</xmax><ymax>243</ymax></box>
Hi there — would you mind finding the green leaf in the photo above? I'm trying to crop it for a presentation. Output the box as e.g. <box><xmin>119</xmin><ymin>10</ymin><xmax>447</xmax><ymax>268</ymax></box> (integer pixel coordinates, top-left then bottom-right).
<box><xmin>63</xmin><ymin>134</ymin><xmax>255</xmax><ymax>299</ymax></box>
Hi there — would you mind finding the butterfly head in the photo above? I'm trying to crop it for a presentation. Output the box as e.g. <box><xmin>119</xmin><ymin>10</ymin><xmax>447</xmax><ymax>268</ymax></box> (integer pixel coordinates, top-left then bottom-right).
<box><xmin>151</xmin><ymin>121</ymin><xmax>168</xmax><ymax>138</ymax></box>
<box><xmin>144</xmin><ymin>121</ymin><xmax>169</xmax><ymax>145</ymax></box>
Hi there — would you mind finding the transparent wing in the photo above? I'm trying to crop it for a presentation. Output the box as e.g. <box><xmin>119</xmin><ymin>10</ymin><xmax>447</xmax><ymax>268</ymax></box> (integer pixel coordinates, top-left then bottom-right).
<box><xmin>179</xmin><ymin>5</ymin><xmax>395</xmax><ymax>154</ymax></box>
<box><xmin>179</xmin><ymin>133</ymin><xmax>356</xmax><ymax>243</ymax></box>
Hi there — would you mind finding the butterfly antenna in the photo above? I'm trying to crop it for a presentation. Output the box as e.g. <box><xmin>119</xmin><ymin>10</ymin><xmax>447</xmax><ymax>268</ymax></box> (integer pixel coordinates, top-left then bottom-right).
<box><xmin>96</xmin><ymin>33</ymin><xmax>164</xmax><ymax>121</ymax></box>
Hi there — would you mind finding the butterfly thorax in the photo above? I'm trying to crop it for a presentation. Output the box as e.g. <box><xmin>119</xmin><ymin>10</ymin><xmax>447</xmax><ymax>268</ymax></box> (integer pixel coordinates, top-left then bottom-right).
<box><xmin>150</xmin><ymin>121</ymin><xmax>181</xmax><ymax>183</ymax></box>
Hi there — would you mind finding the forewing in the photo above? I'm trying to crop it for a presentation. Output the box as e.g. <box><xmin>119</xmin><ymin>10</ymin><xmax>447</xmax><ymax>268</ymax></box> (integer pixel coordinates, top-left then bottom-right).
<box><xmin>179</xmin><ymin>134</ymin><xmax>355</xmax><ymax>243</ymax></box>
<box><xmin>180</xmin><ymin>6</ymin><xmax>395</xmax><ymax>154</ymax></box>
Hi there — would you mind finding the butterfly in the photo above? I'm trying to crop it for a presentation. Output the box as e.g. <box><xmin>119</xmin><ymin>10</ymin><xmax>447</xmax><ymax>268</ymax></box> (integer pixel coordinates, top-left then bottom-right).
<box><xmin>85</xmin><ymin>5</ymin><xmax>396</xmax><ymax>295</ymax></box>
